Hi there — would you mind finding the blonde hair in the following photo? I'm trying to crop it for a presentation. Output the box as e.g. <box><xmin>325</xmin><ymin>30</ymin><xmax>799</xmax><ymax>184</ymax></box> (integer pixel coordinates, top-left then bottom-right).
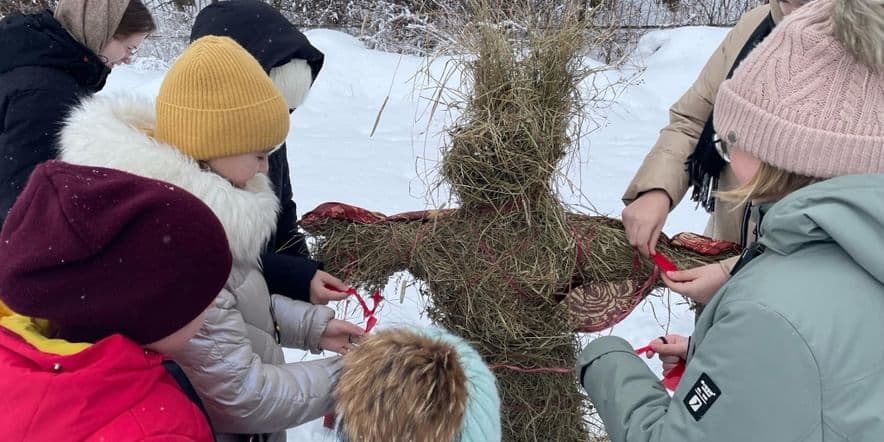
<box><xmin>833</xmin><ymin>0</ymin><xmax>884</xmax><ymax>68</ymax></box>
<box><xmin>717</xmin><ymin>162</ymin><xmax>819</xmax><ymax>208</ymax></box>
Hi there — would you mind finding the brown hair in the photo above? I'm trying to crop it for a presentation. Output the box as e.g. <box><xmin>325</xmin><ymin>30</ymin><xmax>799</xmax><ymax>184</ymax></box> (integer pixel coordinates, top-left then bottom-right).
<box><xmin>717</xmin><ymin>162</ymin><xmax>819</xmax><ymax>208</ymax></box>
<box><xmin>114</xmin><ymin>0</ymin><xmax>156</xmax><ymax>37</ymax></box>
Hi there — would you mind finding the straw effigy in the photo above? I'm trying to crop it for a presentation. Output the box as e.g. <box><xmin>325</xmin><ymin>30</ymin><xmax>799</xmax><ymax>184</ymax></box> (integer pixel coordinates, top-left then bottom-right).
<box><xmin>302</xmin><ymin>2</ymin><xmax>739</xmax><ymax>440</ymax></box>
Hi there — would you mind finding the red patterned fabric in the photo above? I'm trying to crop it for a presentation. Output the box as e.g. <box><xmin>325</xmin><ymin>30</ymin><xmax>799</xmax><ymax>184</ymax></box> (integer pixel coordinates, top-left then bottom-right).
<box><xmin>385</xmin><ymin>209</ymin><xmax>455</xmax><ymax>222</ymax></box>
<box><xmin>301</xmin><ymin>202</ymin><xmax>455</xmax><ymax>227</ymax></box>
<box><xmin>301</xmin><ymin>202</ymin><xmax>385</xmax><ymax>226</ymax></box>
<box><xmin>566</xmin><ymin>271</ymin><xmax>658</xmax><ymax>333</ymax></box>
<box><xmin>670</xmin><ymin>232</ymin><xmax>742</xmax><ymax>256</ymax></box>
<box><xmin>302</xmin><ymin>203</ymin><xmax>739</xmax><ymax>333</ymax></box>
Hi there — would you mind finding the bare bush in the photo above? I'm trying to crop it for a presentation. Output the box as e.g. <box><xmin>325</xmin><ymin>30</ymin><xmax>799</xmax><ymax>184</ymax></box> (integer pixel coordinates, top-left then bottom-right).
<box><xmin>0</xmin><ymin>0</ymin><xmax>762</xmax><ymax>65</ymax></box>
<box><xmin>685</xmin><ymin>0</ymin><xmax>763</xmax><ymax>25</ymax></box>
<box><xmin>590</xmin><ymin>0</ymin><xmax>762</xmax><ymax>62</ymax></box>
<box><xmin>593</xmin><ymin>0</ymin><xmax>761</xmax><ymax>27</ymax></box>
<box><xmin>135</xmin><ymin>0</ymin><xmax>196</xmax><ymax>64</ymax></box>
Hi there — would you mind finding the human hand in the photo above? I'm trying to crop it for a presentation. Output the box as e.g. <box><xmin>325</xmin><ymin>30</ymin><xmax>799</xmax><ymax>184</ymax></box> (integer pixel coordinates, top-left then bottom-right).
<box><xmin>661</xmin><ymin>262</ymin><xmax>729</xmax><ymax>304</ymax></box>
<box><xmin>310</xmin><ymin>270</ymin><xmax>350</xmax><ymax>305</ymax></box>
<box><xmin>622</xmin><ymin>189</ymin><xmax>672</xmax><ymax>257</ymax></box>
<box><xmin>643</xmin><ymin>335</ymin><xmax>689</xmax><ymax>376</ymax></box>
<box><xmin>319</xmin><ymin>319</ymin><xmax>365</xmax><ymax>355</ymax></box>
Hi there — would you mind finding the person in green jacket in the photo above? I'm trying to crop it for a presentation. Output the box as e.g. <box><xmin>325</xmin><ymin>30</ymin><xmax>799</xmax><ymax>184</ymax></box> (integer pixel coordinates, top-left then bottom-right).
<box><xmin>578</xmin><ymin>0</ymin><xmax>884</xmax><ymax>440</ymax></box>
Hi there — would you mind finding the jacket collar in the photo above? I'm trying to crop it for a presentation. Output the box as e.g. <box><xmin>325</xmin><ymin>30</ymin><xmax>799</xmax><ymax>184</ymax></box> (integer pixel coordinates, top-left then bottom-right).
<box><xmin>58</xmin><ymin>94</ymin><xmax>280</xmax><ymax>266</ymax></box>
<box><xmin>0</xmin><ymin>314</ymin><xmax>89</xmax><ymax>356</ymax></box>
<box><xmin>734</xmin><ymin>176</ymin><xmax>884</xmax><ymax>285</ymax></box>
<box><xmin>769</xmin><ymin>0</ymin><xmax>784</xmax><ymax>24</ymax></box>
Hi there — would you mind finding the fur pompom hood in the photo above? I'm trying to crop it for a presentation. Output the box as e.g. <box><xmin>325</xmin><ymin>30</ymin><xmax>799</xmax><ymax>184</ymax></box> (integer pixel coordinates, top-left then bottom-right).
<box><xmin>58</xmin><ymin>94</ymin><xmax>279</xmax><ymax>266</ymax></box>
<box><xmin>334</xmin><ymin>328</ymin><xmax>501</xmax><ymax>442</ymax></box>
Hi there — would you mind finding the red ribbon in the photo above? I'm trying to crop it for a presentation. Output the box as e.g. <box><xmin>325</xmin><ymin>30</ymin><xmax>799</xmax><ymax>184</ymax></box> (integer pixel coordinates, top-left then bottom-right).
<box><xmin>661</xmin><ymin>360</ymin><xmax>685</xmax><ymax>391</ymax></box>
<box><xmin>324</xmin><ymin>284</ymin><xmax>382</xmax><ymax>333</ymax></box>
<box><xmin>642</xmin><ymin>252</ymin><xmax>683</xmax><ymax>391</ymax></box>
<box><xmin>321</xmin><ymin>285</ymin><xmax>382</xmax><ymax>430</ymax></box>
<box><xmin>635</xmin><ymin>345</ymin><xmax>685</xmax><ymax>391</ymax></box>
<box><xmin>652</xmin><ymin>252</ymin><xmax>679</xmax><ymax>272</ymax></box>
<box><xmin>323</xmin><ymin>414</ymin><xmax>336</xmax><ymax>430</ymax></box>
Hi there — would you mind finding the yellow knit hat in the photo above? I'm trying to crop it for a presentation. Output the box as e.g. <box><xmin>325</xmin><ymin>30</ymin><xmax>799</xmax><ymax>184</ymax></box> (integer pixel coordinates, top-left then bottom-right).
<box><xmin>156</xmin><ymin>36</ymin><xmax>289</xmax><ymax>160</ymax></box>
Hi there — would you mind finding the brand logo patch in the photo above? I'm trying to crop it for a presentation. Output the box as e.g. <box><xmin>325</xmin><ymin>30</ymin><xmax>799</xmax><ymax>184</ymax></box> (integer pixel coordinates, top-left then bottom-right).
<box><xmin>683</xmin><ymin>373</ymin><xmax>721</xmax><ymax>421</ymax></box>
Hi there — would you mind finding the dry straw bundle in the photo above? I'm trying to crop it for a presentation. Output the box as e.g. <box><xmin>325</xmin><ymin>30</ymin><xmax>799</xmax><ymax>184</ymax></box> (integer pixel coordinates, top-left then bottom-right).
<box><xmin>305</xmin><ymin>209</ymin><xmax>735</xmax><ymax>441</ymax></box>
<box><xmin>303</xmin><ymin>1</ymin><xmax>737</xmax><ymax>440</ymax></box>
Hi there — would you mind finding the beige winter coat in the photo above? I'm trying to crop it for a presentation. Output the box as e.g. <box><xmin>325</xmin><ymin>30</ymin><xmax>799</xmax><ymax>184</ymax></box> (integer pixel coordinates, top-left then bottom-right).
<box><xmin>622</xmin><ymin>1</ymin><xmax>782</xmax><ymax>244</ymax></box>
<box><xmin>58</xmin><ymin>94</ymin><xmax>341</xmax><ymax>442</ymax></box>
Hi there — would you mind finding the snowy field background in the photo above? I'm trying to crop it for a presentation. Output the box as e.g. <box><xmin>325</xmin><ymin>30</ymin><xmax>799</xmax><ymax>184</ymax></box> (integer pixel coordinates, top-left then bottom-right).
<box><xmin>102</xmin><ymin>25</ymin><xmax>729</xmax><ymax>439</ymax></box>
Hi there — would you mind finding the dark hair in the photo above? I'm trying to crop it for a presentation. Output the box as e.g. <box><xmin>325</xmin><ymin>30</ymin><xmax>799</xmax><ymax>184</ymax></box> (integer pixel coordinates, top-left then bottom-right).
<box><xmin>114</xmin><ymin>0</ymin><xmax>156</xmax><ymax>37</ymax></box>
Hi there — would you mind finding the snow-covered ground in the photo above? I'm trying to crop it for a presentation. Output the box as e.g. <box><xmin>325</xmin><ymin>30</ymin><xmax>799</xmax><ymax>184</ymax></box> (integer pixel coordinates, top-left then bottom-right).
<box><xmin>103</xmin><ymin>25</ymin><xmax>729</xmax><ymax>439</ymax></box>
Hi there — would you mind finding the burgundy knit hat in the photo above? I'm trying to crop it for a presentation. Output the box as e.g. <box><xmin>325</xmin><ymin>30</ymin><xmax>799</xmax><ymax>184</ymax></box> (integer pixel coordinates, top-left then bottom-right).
<box><xmin>0</xmin><ymin>161</ymin><xmax>232</xmax><ymax>345</ymax></box>
<box><xmin>714</xmin><ymin>0</ymin><xmax>884</xmax><ymax>178</ymax></box>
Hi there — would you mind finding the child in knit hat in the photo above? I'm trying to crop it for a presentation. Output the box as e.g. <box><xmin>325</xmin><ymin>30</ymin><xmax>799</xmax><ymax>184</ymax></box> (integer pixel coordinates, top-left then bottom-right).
<box><xmin>189</xmin><ymin>0</ymin><xmax>347</xmax><ymax>307</ymax></box>
<box><xmin>0</xmin><ymin>160</ymin><xmax>232</xmax><ymax>441</ymax></box>
<box><xmin>58</xmin><ymin>36</ymin><xmax>364</xmax><ymax>441</ymax></box>
<box><xmin>578</xmin><ymin>0</ymin><xmax>884</xmax><ymax>440</ymax></box>
<box><xmin>333</xmin><ymin>327</ymin><xmax>502</xmax><ymax>442</ymax></box>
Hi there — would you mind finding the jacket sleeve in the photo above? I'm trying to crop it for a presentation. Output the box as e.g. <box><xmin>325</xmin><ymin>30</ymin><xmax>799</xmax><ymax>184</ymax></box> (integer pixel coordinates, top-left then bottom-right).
<box><xmin>578</xmin><ymin>300</ymin><xmax>820</xmax><ymax>442</ymax></box>
<box><xmin>621</xmin><ymin>24</ymin><xmax>739</xmax><ymax>208</ymax></box>
<box><xmin>272</xmin><ymin>295</ymin><xmax>334</xmax><ymax>352</ymax></box>
<box><xmin>719</xmin><ymin>255</ymin><xmax>740</xmax><ymax>275</ymax></box>
<box><xmin>275</xmin><ymin>196</ymin><xmax>310</xmax><ymax>258</ymax></box>
<box><xmin>269</xmin><ymin>143</ymin><xmax>310</xmax><ymax>258</ymax></box>
<box><xmin>174</xmin><ymin>290</ymin><xmax>341</xmax><ymax>434</ymax></box>
<box><xmin>0</xmin><ymin>88</ymin><xmax>78</xmax><ymax>225</ymax></box>
<box><xmin>262</xmin><ymin>251</ymin><xmax>321</xmax><ymax>302</ymax></box>
<box><xmin>262</xmin><ymin>144</ymin><xmax>323</xmax><ymax>301</ymax></box>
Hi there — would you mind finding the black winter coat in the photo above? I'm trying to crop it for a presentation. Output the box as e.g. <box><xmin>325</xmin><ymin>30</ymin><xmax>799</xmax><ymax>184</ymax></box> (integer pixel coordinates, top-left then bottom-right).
<box><xmin>0</xmin><ymin>11</ymin><xmax>109</xmax><ymax>227</ymax></box>
<box><xmin>191</xmin><ymin>0</ymin><xmax>326</xmax><ymax>302</ymax></box>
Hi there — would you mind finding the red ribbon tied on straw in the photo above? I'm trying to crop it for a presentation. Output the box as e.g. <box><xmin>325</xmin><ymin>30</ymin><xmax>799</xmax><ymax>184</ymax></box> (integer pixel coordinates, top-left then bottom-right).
<box><xmin>634</xmin><ymin>345</ymin><xmax>685</xmax><ymax>391</ymax></box>
<box><xmin>643</xmin><ymin>252</ymin><xmax>683</xmax><ymax>390</ymax></box>
<box><xmin>324</xmin><ymin>284</ymin><xmax>381</xmax><ymax>333</ymax></box>
<box><xmin>652</xmin><ymin>252</ymin><xmax>679</xmax><ymax>273</ymax></box>
<box><xmin>322</xmin><ymin>284</ymin><xmax>382</xmax><ymax>430</ymax></box>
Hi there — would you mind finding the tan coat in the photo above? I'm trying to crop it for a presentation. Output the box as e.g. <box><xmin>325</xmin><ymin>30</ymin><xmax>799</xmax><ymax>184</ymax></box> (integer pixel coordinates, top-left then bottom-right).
<box><xmin>622</xmin><ymin>2</ymin><xmax>781</xmax><ymax>244</ymax></box>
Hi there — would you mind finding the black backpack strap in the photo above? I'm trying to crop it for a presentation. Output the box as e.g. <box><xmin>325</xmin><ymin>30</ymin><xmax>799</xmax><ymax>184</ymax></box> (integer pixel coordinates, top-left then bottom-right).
<box><xmin>686</xmin><ymin>13</ymin><xmax>776</xmax><ymax>213</ymax></box>
<box><xmin>163</xmin><ymin>360</ymin><xmax>216</xmax><ymax>441</ymax></box>
<box><xmin>726</xmin><ymin>13</ymin><xmax>777</xmax><ymax>80</ymax></box>
<box><xmin>729</xmin><ymin>241</ymin><xmax>767</xmax><ymax>276</ymax></box>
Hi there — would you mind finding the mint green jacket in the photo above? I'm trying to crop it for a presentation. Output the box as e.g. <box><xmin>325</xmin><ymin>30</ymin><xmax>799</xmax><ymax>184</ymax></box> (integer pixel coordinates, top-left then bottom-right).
<box><xmin>579</xmin><ymin>175</ymin><xmax>884</xmax><ymax>441</ymax></box>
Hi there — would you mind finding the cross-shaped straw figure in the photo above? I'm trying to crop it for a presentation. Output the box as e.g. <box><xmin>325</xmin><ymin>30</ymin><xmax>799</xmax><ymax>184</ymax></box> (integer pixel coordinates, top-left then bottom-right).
<box><xmin>302</xmin><ymin>3</ymin><xmax>738</xmax><ymax>440</ymax></box>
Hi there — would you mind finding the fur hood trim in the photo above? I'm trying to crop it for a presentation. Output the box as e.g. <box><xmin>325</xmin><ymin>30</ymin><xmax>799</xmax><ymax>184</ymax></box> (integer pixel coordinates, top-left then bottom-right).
<box><xmin>335</xmin><ymin>328</ymin><xmax>469</xmax><ymax>442</ymax></box>
<box><xmin>58</xmin><ymin>94</ymin><xmax>279</xmax><ymax>266</ymax></box>
<box><xmin>270</xmin><ymin>58</ymin><xmax>314</xmax><ymax>110</ymax></box>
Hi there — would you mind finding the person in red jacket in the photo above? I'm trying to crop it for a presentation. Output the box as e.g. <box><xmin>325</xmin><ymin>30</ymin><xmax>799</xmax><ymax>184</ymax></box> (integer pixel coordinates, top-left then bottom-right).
<box><xmin>0</xmin><ymin>160</ymin><xmax>234</xmax><ymax>441</ymax></box>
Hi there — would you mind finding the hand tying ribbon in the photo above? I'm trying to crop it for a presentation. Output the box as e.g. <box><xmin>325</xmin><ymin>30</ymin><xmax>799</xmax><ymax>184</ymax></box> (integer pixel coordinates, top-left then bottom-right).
<box><xmin>323</xmin><ymin>284</ymin><xmax>382</xmax><ymax>333</ymax></box>
<box><xmin>322</xmin><ymin>284</ymin><xmax>383</xmax><ymax>430</ymax></box>
<box><xmin>635</xmin><ymin>335</ymin><xmax>686</xmax><ymax>391</ymax></box>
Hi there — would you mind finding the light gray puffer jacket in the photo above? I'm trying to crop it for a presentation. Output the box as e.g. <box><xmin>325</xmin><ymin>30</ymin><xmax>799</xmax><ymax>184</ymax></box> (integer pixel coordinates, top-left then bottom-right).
<box><xmin>58</xmin><ymin>94</ymin><xmax>342</xmax><ymax>441</ymax></box>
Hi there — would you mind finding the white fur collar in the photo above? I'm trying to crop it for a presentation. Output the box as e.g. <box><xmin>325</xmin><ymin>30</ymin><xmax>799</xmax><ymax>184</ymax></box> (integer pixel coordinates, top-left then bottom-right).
<box><xmin>58</xmin><ymin>94</ymin><xmax>280</xmax><ymax>266</ymax></box>
<box><xmin>270</xmin><ymin>59</ymin><xmax>313</xmax><ymax>109</ymax></box>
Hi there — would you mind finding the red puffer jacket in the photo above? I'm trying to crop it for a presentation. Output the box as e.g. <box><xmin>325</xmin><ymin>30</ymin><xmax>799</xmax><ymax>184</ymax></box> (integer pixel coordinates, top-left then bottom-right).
<box><xmin>0</xmin><ymin>316</ymin><xmax>213</xmax><ymax>441</ymax></box>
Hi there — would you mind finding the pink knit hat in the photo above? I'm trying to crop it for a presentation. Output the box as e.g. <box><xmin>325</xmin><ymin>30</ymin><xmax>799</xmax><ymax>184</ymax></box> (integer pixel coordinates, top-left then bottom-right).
<box><xmin>714</xmin><ymin>0</ymin><xmax>884</xmax><ymax>179</ymax></box>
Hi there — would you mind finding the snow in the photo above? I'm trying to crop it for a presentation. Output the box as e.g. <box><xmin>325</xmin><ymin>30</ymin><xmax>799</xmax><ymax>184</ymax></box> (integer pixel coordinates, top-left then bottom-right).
<box><xmin>101</xmin><ymin>25</ymin><xmax>731</xmax><ymax>440</ymax></box>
